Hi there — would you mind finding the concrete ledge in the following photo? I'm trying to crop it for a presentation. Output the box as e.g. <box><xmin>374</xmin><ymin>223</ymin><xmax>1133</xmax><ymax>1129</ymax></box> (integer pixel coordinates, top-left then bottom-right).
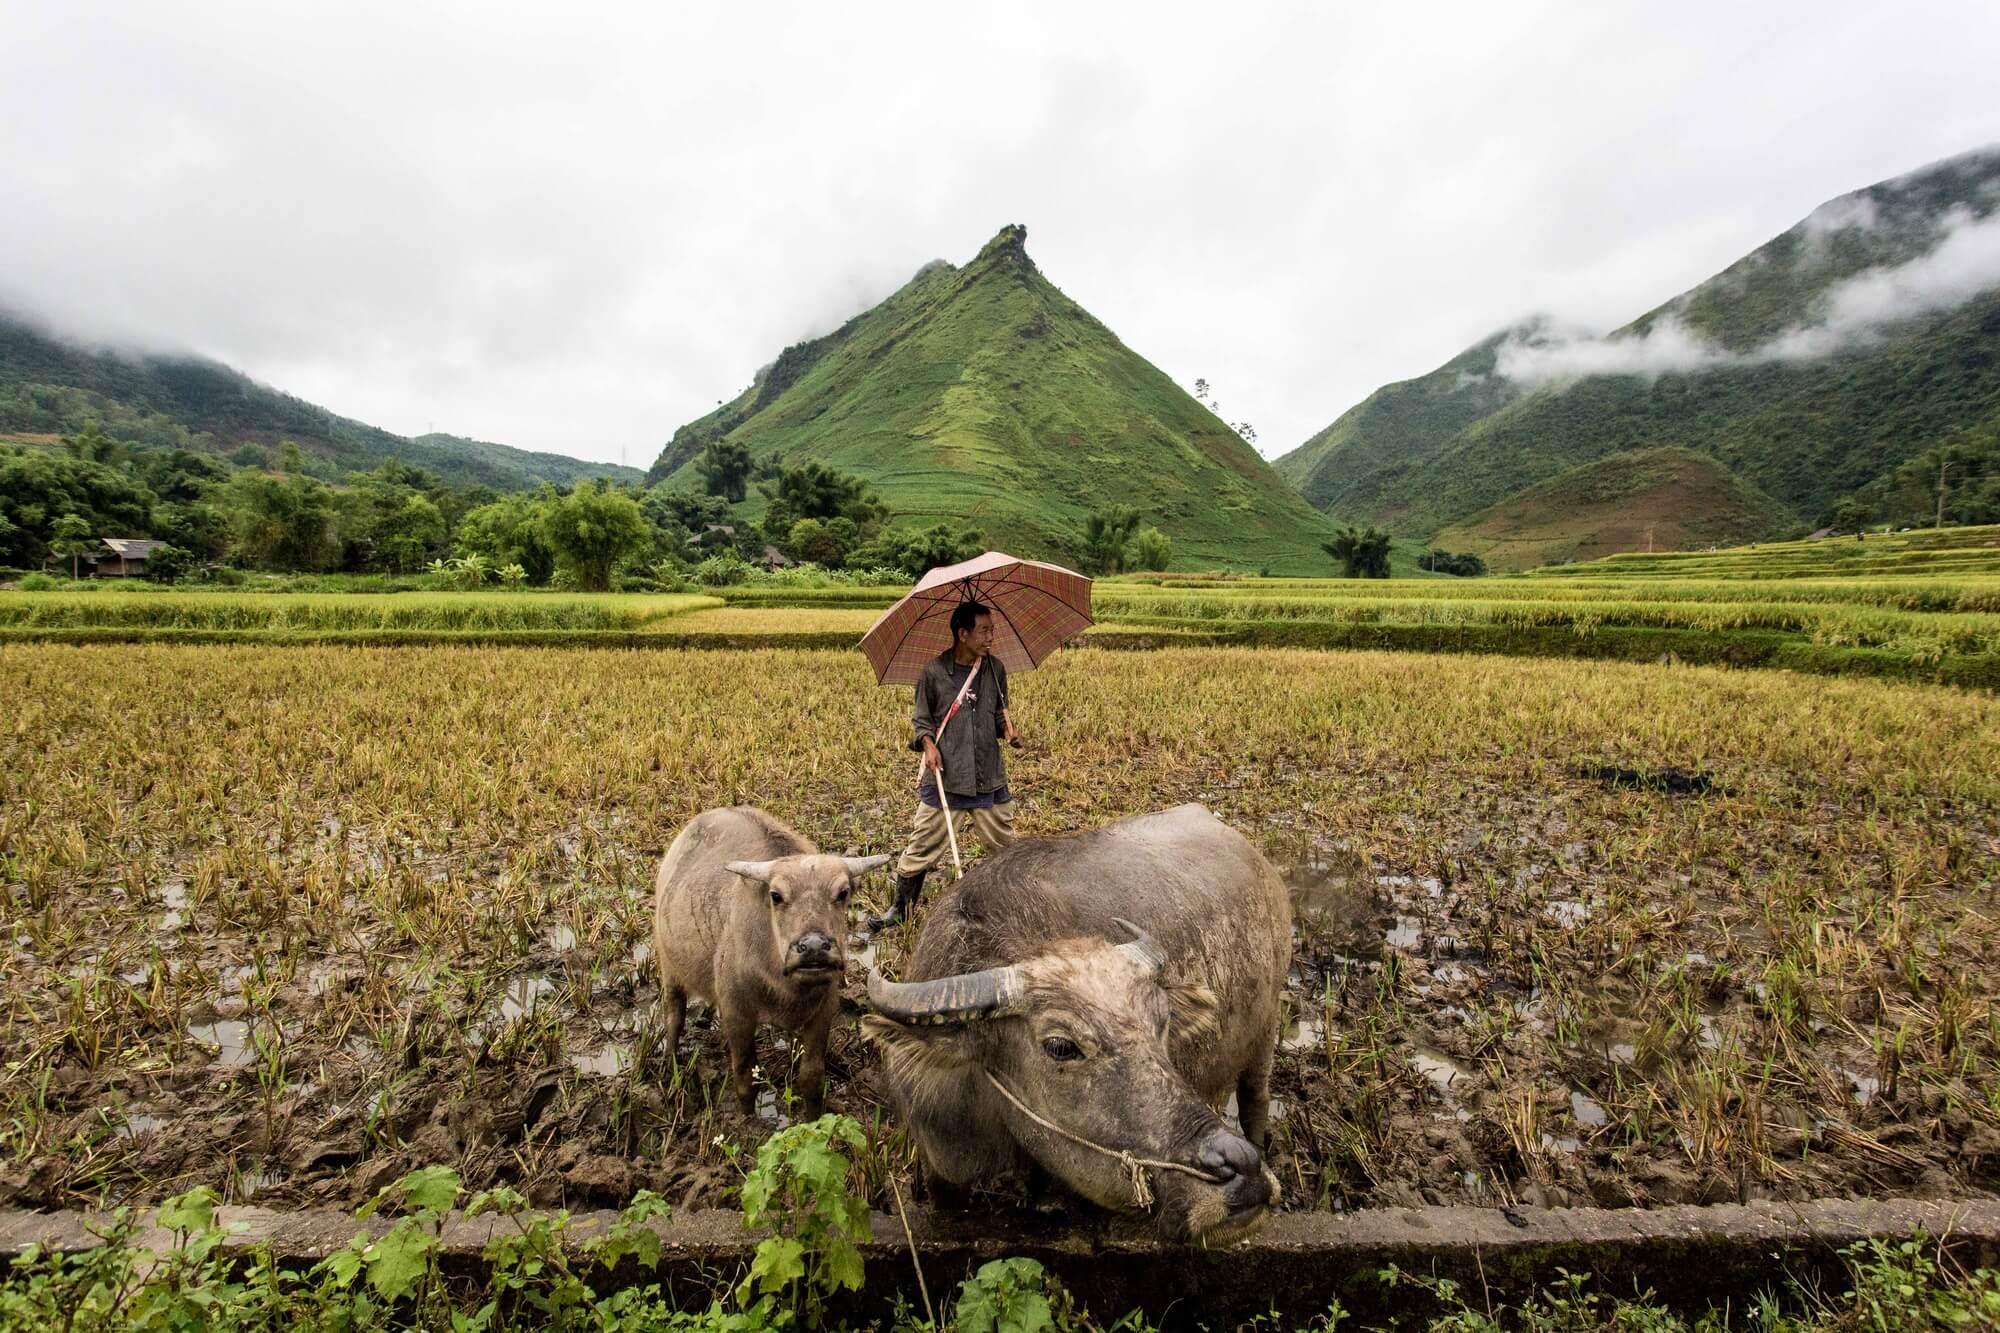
<box><xmin>6</xmin><ymin>1198</ymin><xmax>1999</xmax><ymax>1325</ymax></box>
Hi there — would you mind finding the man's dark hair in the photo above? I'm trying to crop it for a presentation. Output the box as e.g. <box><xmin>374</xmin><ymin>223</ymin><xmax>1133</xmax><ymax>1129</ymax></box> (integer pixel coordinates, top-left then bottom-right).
<box><xmin>949</xmin><ymin>601</ymin><xmax>992</xmax><ymax>641</ymax></box>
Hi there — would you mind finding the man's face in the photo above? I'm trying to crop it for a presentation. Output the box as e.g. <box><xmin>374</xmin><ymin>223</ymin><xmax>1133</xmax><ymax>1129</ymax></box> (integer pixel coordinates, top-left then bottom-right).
<box><xmin>958</xmin><ymin>613</ymin><xmax>994</xmax><ymax>657</ymax></box>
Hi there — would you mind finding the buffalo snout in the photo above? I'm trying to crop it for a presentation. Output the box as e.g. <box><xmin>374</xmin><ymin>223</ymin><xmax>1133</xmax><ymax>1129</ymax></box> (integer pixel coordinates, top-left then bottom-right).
<box><xmin>1199</xmin><ymin>1128</ymin><xmax>1273</xmax><ymax>1214</ymax></box>
<box><xmin>785</xmin><ymin>930</ymin><xmax>843</xmax><ymax>976</ymax></box>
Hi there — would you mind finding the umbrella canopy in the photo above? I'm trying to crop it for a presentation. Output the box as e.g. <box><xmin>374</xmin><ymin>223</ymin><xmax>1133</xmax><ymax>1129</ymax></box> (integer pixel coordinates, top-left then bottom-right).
<box><xmin>859</xmin><ymin>551</ymin><xmax>1093</xmax><ymax>686</ymax></box>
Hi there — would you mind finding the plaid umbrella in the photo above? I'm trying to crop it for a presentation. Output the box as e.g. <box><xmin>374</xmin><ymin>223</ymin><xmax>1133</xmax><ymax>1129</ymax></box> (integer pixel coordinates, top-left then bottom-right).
<box><xmin>858</xmin><ymin>550</ymin><xmax>1093</xmax><ymax>686</ymax></box>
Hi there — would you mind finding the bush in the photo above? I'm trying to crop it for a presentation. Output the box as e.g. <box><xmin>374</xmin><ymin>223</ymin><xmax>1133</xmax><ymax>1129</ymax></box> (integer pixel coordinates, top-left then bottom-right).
<box><xmin>693</xmin><ymin>553</ymin><xmax>753</xmax><ymax>587</ymax></box>
<box><xmin>1418</xmin><ymin>549</ymin><xmax>1487</xmax><ymax>577</ymax></box>
<box><xmin>142</xmin><ymin>544</ymin><xmax>195</xmax><ymax>584</ymax></box>
<box><xmin>1126</xmin><ymin>524</ymin><xmax>1172</xmax><ymax>572</ymax></box>
<box><xmin>16</xmin><ymin>573</ymin><xmax>58</xmax><ymax>590</ymax></box>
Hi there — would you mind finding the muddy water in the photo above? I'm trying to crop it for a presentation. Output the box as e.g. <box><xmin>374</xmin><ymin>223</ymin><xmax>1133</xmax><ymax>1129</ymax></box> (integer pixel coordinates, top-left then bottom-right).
<box><xmin>187</xmin><ymin>1019</ymin><xmax>255</xmax><ymax>1068</ymax></box>
<box><xmin>571</xmin><ymin>1046</ymin><xmax>632</xmax><ymax>1077</ymax></box>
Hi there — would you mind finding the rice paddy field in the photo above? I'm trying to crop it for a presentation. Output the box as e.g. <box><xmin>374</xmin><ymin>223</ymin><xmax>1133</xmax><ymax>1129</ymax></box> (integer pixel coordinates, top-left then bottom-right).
<box><xmin>2</xmin><ymin>633</ymin><xmax>1997</xmax><ymax>1228</ymax></box>
<box><xmin>6</xmin><ymin>526</ymin><xmax>1996</xmax><ymax>683</ymax></box>
<box><xmin>0</xmin><ymin>590</ymin><xmax>721</xmax><ymax>631</ymax></box>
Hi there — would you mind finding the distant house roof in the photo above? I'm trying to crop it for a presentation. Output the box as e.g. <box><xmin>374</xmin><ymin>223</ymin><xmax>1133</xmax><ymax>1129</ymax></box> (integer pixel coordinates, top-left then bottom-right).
<box><xmin>686</xmin><ymin>523</ymin><xmax>738</xmax><ymax>547</ymax></box>
<box><xmin>760</xmin><ymin>545</ymin><xmax>795</xmax><ymax>567</ymax></box>
<box><xmin>101</xmin><ymin>538</ymin><xmax>166</xmax><ymax>559</ymax></box>
<box><xmin>1807</xmin><ymin>526</ymin><xmax>1838</xmax><ymax>539</ymax></box>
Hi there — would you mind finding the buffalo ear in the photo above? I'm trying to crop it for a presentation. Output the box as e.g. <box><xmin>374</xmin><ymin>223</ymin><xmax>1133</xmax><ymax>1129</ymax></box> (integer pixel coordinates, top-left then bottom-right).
<box><xmin>1163</xmin><ymin>976</ymin><xmax>1222</xmax><ymax>1048</ymax></box>
<box><xmin>861</xmin><ymin>1015</ymin><xmax>975</xmax><ymax>1110</ymax></box>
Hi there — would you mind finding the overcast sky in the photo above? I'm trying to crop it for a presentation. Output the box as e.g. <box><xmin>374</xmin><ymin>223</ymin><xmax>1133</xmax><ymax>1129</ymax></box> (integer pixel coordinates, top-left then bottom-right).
<box><xmin>5</xmin><ymin>2</ymin><xmax>1999</xmax><ymax>468</ymax></box>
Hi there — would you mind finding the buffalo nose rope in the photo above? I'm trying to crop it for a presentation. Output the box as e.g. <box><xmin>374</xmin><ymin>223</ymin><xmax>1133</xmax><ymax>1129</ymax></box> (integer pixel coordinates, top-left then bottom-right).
<box><xmin>982</xmin><ymin>1068</ymin><xmax>1230</xmax><ymax>1209</ymax></box>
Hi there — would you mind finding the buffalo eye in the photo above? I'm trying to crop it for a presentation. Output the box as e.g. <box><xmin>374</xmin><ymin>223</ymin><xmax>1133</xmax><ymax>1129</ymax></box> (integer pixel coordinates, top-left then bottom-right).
<box><xmin>835</xmin><ymin>888</ymin><xmax>849</xmax><ymax>905</ymax></box>
<box><xmin>769</xmin><ymin>891</ymin><xmax>784</xmax><ymax>907</ymax></box>
<box><xmin>1041</xmin><ymin>1036</ymin><xmax>1084</xmax><ymax>1063</ymax></box>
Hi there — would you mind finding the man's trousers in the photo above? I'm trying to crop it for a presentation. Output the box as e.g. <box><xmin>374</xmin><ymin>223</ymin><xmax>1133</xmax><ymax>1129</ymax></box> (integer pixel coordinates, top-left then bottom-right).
<box><xmin>894</xmin><ymin>798</ymin><xmax>1017</xmax><ymax>877</ymax></box>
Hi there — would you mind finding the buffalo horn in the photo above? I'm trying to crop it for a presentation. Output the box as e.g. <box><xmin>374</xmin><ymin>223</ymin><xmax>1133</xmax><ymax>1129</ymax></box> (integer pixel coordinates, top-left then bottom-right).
<box><xmin>722</xmin><ymin>860</ymin><xmax>777</xmax><ymax>885</ymax></box>
<box><xmin>866</xmin><ymin>965</ymin><xmax>1026</xmax><ymax>1025</ymax></box>
<box><xmin>841</xmin><ymin>854</ymin><xmax>891</xmax><ymax>880</ymax></box>
<box><xmin>1111</xmin><ymin>917</ymin><xmax>1166</xmax><ymax>977</ymax></box>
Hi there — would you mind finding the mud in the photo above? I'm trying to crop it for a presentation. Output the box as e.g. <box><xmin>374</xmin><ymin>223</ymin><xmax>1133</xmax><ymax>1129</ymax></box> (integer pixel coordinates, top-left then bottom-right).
<box><xmin>5</xmin><ymin>770</ymin><xmax>1997</xmax><ymax>1231</ymax></box>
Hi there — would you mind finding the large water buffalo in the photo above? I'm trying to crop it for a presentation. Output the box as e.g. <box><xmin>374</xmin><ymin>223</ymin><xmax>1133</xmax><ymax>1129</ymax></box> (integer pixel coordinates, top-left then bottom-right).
<box><xmin>653</xmin><ymin>806</ymin><xmax>887</xmax><ymax>1118</ymax></box>
<box><xmin>862</xmin><ymin>803</ymin><xmax>1293</xmax><ymax>1245</ymax></box>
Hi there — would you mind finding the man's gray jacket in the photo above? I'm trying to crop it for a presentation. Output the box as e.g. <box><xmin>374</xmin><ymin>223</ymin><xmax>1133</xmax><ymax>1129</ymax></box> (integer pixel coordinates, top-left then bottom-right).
<box><xmin>909</xmin><ymin>650</ymin><xmax>1009</xmax><ymax>799</ymax></box>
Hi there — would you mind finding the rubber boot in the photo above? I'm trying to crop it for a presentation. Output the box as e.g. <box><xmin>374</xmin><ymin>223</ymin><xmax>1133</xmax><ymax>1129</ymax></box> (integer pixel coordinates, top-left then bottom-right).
<box><xmin>869</xmin><ymin>871</ymin><xmax>927</xmax><ymax>932</ymax></box>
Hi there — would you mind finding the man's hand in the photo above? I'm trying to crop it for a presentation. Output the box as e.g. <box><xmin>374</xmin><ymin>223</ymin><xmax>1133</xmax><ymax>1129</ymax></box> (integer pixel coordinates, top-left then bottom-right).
<box><xmin>921</xmin><ymin>737</ymin><xmax>943</xmax><ymax>774</ymax></box>
<box><xmin>1003</xmin><ymin>712</ymin><xmax>1022</xmax><ymax>748</ymax></box>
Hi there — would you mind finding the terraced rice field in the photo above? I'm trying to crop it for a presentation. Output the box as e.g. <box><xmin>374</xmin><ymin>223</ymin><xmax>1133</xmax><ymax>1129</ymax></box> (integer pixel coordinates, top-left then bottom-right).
<box><xmin>3</xmin><ymin>642</ymin><xmax>1995</xmax><ymax>1225</ymax></box>
<box><xmin>0</xmin><ymin>591</ymin><xmax>720</xmax><ymax>631</ymax></box>
<box><xmin>8</xmin><ymin>528</ymin><xmax>1996</xmax><ymax>683</ymax></box>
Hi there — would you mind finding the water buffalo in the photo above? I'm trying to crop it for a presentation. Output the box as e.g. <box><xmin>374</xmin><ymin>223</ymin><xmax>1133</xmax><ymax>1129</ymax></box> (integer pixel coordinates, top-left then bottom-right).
<box><xmin>862</xmin><ymin>803</ymin><xmax>1292</xmax><ymax>1245</ymax></box>
<box><xmin>653</xmin><ymin>806</ymin><xmax>887</xmax><ymax>1118</ymax></box>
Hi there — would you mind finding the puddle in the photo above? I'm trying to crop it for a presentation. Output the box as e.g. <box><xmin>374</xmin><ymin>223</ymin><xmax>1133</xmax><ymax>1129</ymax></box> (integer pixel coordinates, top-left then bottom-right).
<box><xmin>1540</xmin><ymin>1133</ymin><xmax>1583</xmax><ymax>1154</ymax></box>
<box><xmin>1224</xmin><ymin>1090</ymin><xmax>1288</xmax><ymax>1127</ymax></box>
<box><xmin>1378</xmin><ymin>874</ymin><xmax>1445</xmax><ymax>899</ymax></box>
<box><xmin>1385</xmin><ymin>916</ymin><xmax>1422</xmax><ymax>950</ymax></box>
<box><xmin>188</xmin><ymin>1020</ymin><xmax>254</xmax><ymax>1068</ymax></box>
<box><xmin>1570</xmin><ymin>1090</ymin><xmax>1608</xmax><ymax>1127</ymax></box>
<box><xmin>754</xmin><ymin>1087</ymin><xmax>789</xmax><ymax>1126</ymax></box>
<box><xmin>117</xmin><ymin>1113</ymin><xmax>167</xmax><ymax>1139</ymax></box>
<box><xmin>1841</xmin><ymin>1068</ymin><xmax>1881</xmax><ymax>1105</ymax></box>
<box><xmin>1544</xmin><ymin>899</ymin><xmax>1591</xmax><ymax>929</ymax></box>
<box><xmin>546</xmin><ymin>925</ymin><xmax>577</xmax><ymax>951</ymax></box>
<box><xmin>499</xmin><ymin>975</ymin><xmax>555</xmax><ymax>1021</ymax></box>
<box><xmin>570</xmin><ymin>1046</ymin><xmax>632</xmax><ymax>1077</ymax></box>
<box><xmin>1408</xmin><ymin>1047</ymin><xmax>1467</xmax><ymax>1096</ymax></box>
<box><xmin>1430</xmin><ymin>962</ymin><xmax>1474</xmax><ymax>988</ymax></box>
<box><xmin>1283</xmin><ymin>1005</ymin><xmax>1328</xmax><ymax>1052</ymax></box>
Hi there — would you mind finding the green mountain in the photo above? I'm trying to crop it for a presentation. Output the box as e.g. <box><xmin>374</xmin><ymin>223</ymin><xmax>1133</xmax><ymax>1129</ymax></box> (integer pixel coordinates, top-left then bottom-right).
<box><xmin>407</xmin><ymin>433</ymin><xmax>643</xmax><ymax>489</ymax></box>
<box><xmin>1276</xmin><ymin>146</ymin><xmax>2000</xmax><ymax>545</ymax></box>
<box><xmin>0</xmin><ymin>312</ymin><xmax>641</xmax><ymax>490</ymax></box>
<box><xmin>648</xmin><ymin>225</ymin><xmax>1339</xmax><ymax>573</ymax></box>
<box><xmin>1430</xmin><ymin>446</ymin><xmax>1795</xmax><ymax>571</ymax></box>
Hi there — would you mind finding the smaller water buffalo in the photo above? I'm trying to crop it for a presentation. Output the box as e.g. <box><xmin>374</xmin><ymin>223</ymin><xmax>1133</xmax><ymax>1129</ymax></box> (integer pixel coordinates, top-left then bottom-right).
<box><xmin>863</xmin><ymin>803</ymin><xmax>1292</xmax><ymax>1246</ymax></box>
<box><xmin>653</xmin><ymin>806</ymin><xmax>887</xmax><ymax>1118</ymax></box>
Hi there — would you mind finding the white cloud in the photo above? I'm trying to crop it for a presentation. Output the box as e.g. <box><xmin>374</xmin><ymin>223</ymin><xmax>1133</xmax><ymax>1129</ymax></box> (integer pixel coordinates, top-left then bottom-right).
<box><xmin>1801</xmin><ymin>192</ymin><xmax>1879</xmax><ymax>241</ymax></box>
<box><xmin>1766</xmin><ymin>206</ymin><xmax>2000</xmax><ymax>359</ymax></box>
<box><xmin>1</xmin><ymin>2</ymin><xmax>1999</xmax><ymax>463</ymax></box>
<box><xmin>1495</xmin><ymin>204</ymin><xmax>2000</xmax><ymax>386</ymax></box>
<box><xmin>1495</xmin><ymin>316</ymin><xmax>1733</xmax><ymax>384</ymax></box>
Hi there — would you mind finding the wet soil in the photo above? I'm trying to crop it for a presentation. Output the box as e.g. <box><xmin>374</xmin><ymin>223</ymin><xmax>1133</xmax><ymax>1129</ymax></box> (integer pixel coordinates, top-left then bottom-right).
<box><xmin>5</xmin><ymin>744</ymin><xmax>1997</xmax><ymax>1224</ymax></box>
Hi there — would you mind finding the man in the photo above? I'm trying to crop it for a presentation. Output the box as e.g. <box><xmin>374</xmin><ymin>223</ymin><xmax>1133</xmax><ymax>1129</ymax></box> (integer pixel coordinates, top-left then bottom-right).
<box><xmin>870</xmin><ymin>600</ymin><xmax>1020</xmax><ymax>929</ymax></box>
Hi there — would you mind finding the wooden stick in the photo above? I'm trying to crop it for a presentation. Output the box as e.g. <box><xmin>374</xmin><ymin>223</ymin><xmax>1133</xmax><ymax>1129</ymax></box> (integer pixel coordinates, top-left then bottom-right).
<box><xmin>931</xmin><ymin>755</ymin><xmax>963</xmax><ymax>879</ymax></box>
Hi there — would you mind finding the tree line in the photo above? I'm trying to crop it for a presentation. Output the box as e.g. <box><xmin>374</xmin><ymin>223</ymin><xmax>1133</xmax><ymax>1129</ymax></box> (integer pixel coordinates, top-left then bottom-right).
<box><xmin>5</xmin><ymin>422</ymin><xmax>1504</xmax><ymax>589</ymax></box>
<box><xmin>1823</xmin><ymin>428</ymin><xmax>2000</xmax><ymax>534</ymax></box>
<box><xmin>0</xmin><ymin>424</ymin><xmax>998</xmax><ymax>590</ymax></box>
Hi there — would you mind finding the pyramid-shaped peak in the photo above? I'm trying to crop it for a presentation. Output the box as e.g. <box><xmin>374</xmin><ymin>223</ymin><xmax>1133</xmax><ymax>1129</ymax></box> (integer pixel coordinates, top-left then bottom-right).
<box><xmin>974</xmin><ymin>223</ymin><xmax>1030</xmax><ymax>264</ymax></box>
